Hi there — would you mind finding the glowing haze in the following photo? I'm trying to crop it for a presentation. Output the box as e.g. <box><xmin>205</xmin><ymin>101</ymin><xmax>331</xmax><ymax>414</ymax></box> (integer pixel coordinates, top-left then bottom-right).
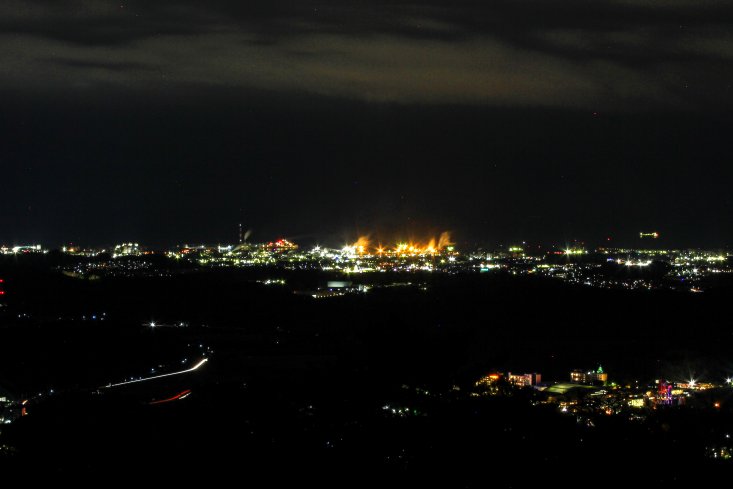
<box><xmin>348</xmin><ymin>231</ymin><xmax>454</xmax><ymax>256</ymax></box>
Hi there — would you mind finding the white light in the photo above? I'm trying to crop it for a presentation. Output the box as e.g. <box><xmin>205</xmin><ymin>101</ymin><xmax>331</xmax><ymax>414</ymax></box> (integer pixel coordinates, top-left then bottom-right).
<box><xmin>104</xmin><ymin>358</ymin><xmax>208</xmax><ymax>389</ymax></box>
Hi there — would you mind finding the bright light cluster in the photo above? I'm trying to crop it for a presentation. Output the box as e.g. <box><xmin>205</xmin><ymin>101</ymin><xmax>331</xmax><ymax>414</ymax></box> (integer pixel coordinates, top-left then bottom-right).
<box><xmin>344</xmin><ymin>232</ymin><xmax>455</xmax><ymax>257</ymax></box>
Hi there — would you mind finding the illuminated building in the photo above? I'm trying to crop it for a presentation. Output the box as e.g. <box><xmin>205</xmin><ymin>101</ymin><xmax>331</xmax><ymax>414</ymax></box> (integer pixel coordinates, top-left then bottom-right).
<box><xmin>627</xmin><ymin>398</ymin><xmax>645</xmax><ymax>408</ymax></box>
<box><xmin>507</xmin><ymin>372</ymin><xmax>541</xmax><ymax>387</ymax></box>
<box><xmin>1</xmin><ymin>244</ymin><xmax>45</xmax><ymax>254</ymax></box>
<box><xmin>327</xmin><ymin>281</ymin><xmax>352</xmax><ymax>288</ymax></box>
<box><xmin>652</xmin><ymin>380</ymin><xmax>694</xmax><ymax>406</ymax></box>
<box><xmin>639</xmin><ymin>232</ymin><xmax>660</xmax><ymax>239</ymax></box>
<box><xmin>113</xmin><ymin>242</ymin><xmax>141</xmax><ymax>257</ymax></box>
<box><xmin>676</xmin><ymin>380</ymin><xmax>714</xmax><ymax>391</ymax></box>
<box><xmin>265</xmin><ymin>239</ymin><xmax>298</xmax><ymax>251</ymax></box>
<box><xmin>508</xmin><ymin>246</ymin><xmax>524</xmax><ymax>257</ymax></box>
<box><xmin>570</xmin><ymin>366</ymin><xmax>608</xmax><ymax>385</ymax></box>
<box><xmin>475</xmin><ymin>373</ymin><xmax>502</xmax><ymax>387</ymax></box>
<box><xmin>570</xmin><ymin>370</ymin><xmax>584</xmax><ymax>383</ymax></box>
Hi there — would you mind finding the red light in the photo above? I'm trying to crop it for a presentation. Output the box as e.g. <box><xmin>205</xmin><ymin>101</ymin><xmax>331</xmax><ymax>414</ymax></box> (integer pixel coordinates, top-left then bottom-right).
<box><xmin>0</xmin><ymin>291</ymin><xmax>5</xmax><ymax>295</ymax></box>
<box><xmin>150</xmin><ymin>389</ymin><xmax>192</xmax><ymax>405</ymax></box>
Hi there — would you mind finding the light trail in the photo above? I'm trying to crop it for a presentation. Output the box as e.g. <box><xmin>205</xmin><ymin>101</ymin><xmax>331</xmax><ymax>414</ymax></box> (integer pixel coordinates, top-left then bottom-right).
<box><xmin>149</xmin><ymin>389</ymin><xmax>192</xmax><ymax>405</ymax></box>
<box><xmin>103</xmin><ymin>358</ymin><xmax>208</xmax><ymax>389</ymax></box>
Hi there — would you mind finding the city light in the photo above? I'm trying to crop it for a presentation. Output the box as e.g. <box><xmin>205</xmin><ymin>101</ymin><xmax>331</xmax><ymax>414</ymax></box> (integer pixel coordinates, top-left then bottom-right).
<box><xmin>4</xmin><ymin>235</ymin><xmax>732</xmax><ymax>293</ymax></box>
<box><xmin>2</xmin><ymin>3</ymin><xmax>732</xmax><ymax>474</ymax></box>
<box><xmin>346</xmin><ymin>231</ymin><xmax>454</xmax><ymax>257</ymax></box>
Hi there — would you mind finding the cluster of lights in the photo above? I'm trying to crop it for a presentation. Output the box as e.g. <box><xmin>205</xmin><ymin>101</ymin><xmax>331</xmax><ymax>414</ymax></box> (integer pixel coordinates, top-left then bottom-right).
<box><xmin>0</xmin><ymin>245</ymin><xmax>45</xmax><ymax>254</ymax></box>
<box><xmin>340</xmin><ymin>232</ymin><xmax>454</xmax><ymax>257</ymax></box>
<box><xmin>61</xmin><ymin>245</ymin><xmax>105</xmax><ymax>256</ymax></box>
<box><xmin>266</xmin><ymin>239</ymin><xmax>298</xmax><ymax>250</ymax></box>
<box><xmin>112</xmin><ymin>242</ymin><xmax>141</xmax><ymax>259</ymax></box>
<box><xmin>6</xmin><ymin>233</ymin><xmax>730</xmax><ymax>293</ymax></box>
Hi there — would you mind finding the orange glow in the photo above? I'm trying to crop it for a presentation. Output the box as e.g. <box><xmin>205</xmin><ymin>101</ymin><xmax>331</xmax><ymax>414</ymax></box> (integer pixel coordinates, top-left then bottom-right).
<box><xmin>392</xmin><ymin>232</ymin><xmax>453</xmax><ymax>255</ymax></box>
<box><xmin>353</xmin><ymin>236</ymin><xmax>371</xmax><ymax>255</ymax></box>
<box><xmin>350</xmin><ymin>232</ymin><xmax>454</xmax><ymax>256</ymax></box>
<box><xmin>437</xmin><ymin>231</ymin><xmax>454</xmax><ymax>249</ymax></box>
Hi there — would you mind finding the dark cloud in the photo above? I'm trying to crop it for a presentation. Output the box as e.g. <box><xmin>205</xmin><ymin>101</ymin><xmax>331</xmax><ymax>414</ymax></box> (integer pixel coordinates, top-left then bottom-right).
<box><xmin>1</xmin><ymin>1</ymin><xmax>732</xmax><ymax>109</ymax></box>
<box><xmin>1</xmin><ymin>2</ymin><xmax>732</xmax><ymax>247</ymax></box>
<box><xmin>50</xmin><ymin>58</ymin><xmax>150</xmax><ymax>72</ymax></box>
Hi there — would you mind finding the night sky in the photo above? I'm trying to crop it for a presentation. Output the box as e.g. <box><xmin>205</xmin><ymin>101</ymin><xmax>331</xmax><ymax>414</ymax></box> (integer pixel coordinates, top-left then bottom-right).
<box><xmin>2</xmin><ymin>1</ymin><xmax>732</xmax><ymax>248</ymax></box>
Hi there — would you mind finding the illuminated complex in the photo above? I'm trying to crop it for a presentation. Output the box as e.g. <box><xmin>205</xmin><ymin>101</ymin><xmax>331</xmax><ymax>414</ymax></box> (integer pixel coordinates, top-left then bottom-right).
<box><xmin>3</xmin><ymin>231</ymin><xmax>731</xmax><ymax>292</ymax></box>
<box><xmin>164</xmin><ymin>231</ymin><xmax>460</xmax><ymax>273</ymax></box>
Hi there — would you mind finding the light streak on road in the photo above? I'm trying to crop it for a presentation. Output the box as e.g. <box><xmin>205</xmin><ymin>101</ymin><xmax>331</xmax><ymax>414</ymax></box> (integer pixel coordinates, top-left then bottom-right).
<box><xmin>149</xmin><ymin>389</ymin><xmax>192</xmax><ymax>405</ymax></box>
<box><xmin>104</xmin><ymin>358</ymin><xmax>208</xmax><ymax>388</ymax></box>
